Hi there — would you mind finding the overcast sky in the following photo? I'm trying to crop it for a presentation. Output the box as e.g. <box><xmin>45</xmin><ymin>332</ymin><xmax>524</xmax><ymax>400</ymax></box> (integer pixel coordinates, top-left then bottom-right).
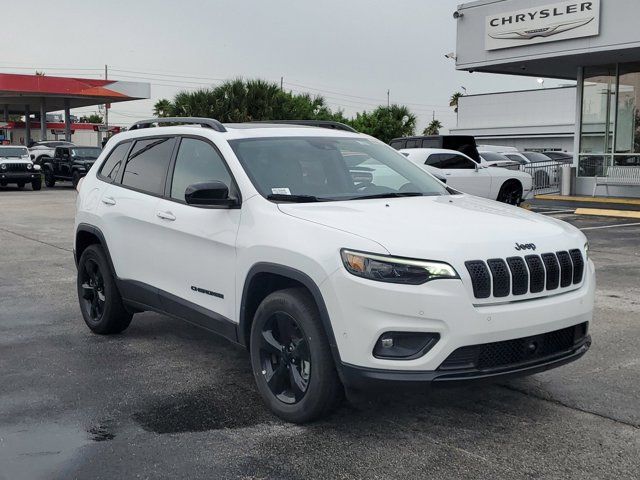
<box><xmin>5</xmin><ymin>0</ymin><xmax>569</xmax><ymax>133</ymax></box>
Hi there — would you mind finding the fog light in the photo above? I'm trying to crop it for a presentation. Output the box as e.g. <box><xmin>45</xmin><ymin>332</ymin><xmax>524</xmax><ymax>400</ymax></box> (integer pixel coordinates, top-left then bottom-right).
<box><xmin>373</xmin><ymin>332</ymin><xmax>440</xmax><ymax>360</ymax></box>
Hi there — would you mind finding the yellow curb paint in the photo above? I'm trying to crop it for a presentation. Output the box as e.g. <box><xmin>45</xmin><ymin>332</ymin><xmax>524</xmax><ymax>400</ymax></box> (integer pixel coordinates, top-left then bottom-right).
<box><xmin>535</xmin><ymin>194</ymin><xmax>640</xmax><ymax>206</ymax></box>
<box><xmin>574</xmin><ymin>208</ymin><xmax>640</xmax><ymax>219</ymax></box>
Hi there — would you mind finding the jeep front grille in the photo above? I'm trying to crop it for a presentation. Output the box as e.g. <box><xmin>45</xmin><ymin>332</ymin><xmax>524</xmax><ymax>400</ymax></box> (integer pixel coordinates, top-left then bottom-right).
<box><xmin>2</xmin><ymin>163</ymin><xmax>29</xmax><ymax>172</ymax></box>
<box><xmin>465</xmin><ymin>250</ymin><xmax>584</xmax><ymax>299</ymax></box>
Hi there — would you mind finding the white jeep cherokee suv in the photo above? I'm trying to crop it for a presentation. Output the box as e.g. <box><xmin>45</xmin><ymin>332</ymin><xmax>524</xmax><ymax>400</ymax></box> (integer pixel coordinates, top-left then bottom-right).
<box><xmin>74</xmin><ymin>118</ymin><xmax>594</xmax><ymax>423</ymax></box>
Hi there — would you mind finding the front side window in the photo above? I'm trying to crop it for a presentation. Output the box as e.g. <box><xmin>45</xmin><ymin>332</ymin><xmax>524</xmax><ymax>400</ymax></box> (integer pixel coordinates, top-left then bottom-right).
<box><xmin>426</xmin><ymin>153</ymin><xmax>475</xmax><ymax>170</ymax></box>
<box><xmin>121</xmin><ymin>137</ymin><xmax>175</xmax><ymax>195</ymax></box>
<box><xmin>171</xmin><ymin>138</ymin><xmax>232</xmax><ymax>202</ymax></box>
<box><xmin>99</xmin><ymin>142</ymin><xmax>130</xmax><ymax>182</ymax></box>
<box><xmin>230</xmin><ymin>137</ymin><xmax>448</xmax><ymax>201</ymax></box>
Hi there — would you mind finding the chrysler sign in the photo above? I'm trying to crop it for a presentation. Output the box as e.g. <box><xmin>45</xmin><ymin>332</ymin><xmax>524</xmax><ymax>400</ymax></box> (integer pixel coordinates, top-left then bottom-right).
<box><xmin>486</xmin><ymin>0</ymin><xmax>600</xmax><ymax>51</ymax></box>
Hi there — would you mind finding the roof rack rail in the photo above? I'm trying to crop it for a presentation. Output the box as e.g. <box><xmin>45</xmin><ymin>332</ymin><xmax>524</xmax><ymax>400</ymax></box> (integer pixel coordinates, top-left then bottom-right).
<box><xmin>128</xmin><ymin>117</ymin><xmax>227</xmax><ymax>132</ymax></box>
<box><xmin>252</xmin><ymin>120</ymin><xmax>357</xmax><ymax>133</ymax></box>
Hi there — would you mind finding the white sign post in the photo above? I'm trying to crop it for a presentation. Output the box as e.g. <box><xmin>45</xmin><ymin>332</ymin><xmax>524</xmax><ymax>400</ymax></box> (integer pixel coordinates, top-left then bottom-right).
<box><xmin>485</xmin><ymin>0</ymin><xmax>600</xmax><ymax>51</ymax></box>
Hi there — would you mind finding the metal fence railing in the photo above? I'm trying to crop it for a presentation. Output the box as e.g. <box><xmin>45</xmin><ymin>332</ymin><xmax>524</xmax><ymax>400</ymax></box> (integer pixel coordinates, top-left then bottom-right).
<box><xmin>519</xmin><ymin>161</ymin><xmax>564</xmax><ymax>194</ymax></box>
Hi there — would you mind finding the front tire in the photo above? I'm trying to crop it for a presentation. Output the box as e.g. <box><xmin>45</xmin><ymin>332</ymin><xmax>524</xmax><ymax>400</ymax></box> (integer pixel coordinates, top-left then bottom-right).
<box><xmin>44</xmin><ymin>169</ymin><xmax>55</xmax><ymax>188</ymax></box>
<box><xmin>497</xmin><ymin>181</ymin><xmax>523</xmax><ymax>206</ymax></box>
<box><xmin>77</xmin><ymin>244</ymin><xmax>132</xmax><ymax>334</ymax></box>
<box><xmin>17</xmin><ymin>182</ymin><xmax>25</xmax><ymax>189</ymax></box>
<box><xmin>31</xmin><ymin>177</ymin><xmax>42</xmax><ymax>191</ymax></box>
<box><xmin>250</xmin><ymin>288</ymin><xmax>343</xmax><ymax>423</ymax></box>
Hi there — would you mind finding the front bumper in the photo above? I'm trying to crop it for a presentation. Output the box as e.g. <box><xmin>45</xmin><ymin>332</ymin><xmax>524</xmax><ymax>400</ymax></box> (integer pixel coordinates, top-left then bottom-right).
<box><xmin>341</xmin><ymin>332</ymin><xmax>591</xmax><ymax>389</ymax></box>
<box><xmin>0</xmin><ymin>171</ymin><xmax>41</xmax><ymax>183</ymax></box>
<box><xmin>321</xmin><ymin>259</ymin><xmax>595</xmax><ymax>379</ymax></box>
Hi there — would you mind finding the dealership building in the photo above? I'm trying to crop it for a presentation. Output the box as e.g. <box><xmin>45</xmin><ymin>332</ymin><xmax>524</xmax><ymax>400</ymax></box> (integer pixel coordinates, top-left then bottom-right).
<box><xmin>455</xmin><ymin>0</ymin><xmax>640</xmax><ymax>197</ymax></box>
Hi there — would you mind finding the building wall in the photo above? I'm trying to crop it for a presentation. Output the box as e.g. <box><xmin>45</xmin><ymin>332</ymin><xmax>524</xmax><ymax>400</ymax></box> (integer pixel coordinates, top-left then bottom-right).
<box><xmin>451</xmin><ymin>86</ymin><xmax>576</xmax><ymax>151</ymax></box>
<box><xmin>7</xmin><ymin>128</ymin><xmax>105</xmax><ymax>147</ymax></box>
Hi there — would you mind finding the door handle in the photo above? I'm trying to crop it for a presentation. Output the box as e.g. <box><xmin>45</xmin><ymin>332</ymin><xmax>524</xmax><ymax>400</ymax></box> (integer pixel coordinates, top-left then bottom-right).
<box><xmin>157</xmin><ymin>210</ymin><xmax>176</xmax><ymax>221</ymax></box>
<box><xmin>101</xmin><ymin>196</ymin><xmax>116</xmax><ymax>206</ymax></box>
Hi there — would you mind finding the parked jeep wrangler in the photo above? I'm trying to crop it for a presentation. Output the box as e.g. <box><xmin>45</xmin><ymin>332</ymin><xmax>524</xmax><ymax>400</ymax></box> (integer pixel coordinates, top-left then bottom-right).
<box><xmin>44</xmin><ymin>146</ymin><xmax>102</xmax><ymax>188</ymax></box>
<box><xmin>0</xmin><ymin>145</ymin><xmax>42</xmax><ymax>190</ymax></box>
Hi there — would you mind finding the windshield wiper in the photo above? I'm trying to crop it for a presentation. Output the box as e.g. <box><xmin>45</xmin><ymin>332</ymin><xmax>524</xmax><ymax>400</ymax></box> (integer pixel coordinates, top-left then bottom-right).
<box><xmin>267</xmin><ymin>194</ymin><xmax>324</xmax><ymax>203</ymax></box>
<box><xmin>351</xmin><ymin>192</ymin><xmax>425</xmax><ymax>200</ymax></box>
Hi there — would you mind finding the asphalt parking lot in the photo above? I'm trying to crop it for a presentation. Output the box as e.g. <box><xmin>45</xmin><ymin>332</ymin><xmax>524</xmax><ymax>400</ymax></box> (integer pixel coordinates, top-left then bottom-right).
<box><xmin>1</xmin><ymin>188</ymin><xmax>639</xmax><ymax>480</ymax></box>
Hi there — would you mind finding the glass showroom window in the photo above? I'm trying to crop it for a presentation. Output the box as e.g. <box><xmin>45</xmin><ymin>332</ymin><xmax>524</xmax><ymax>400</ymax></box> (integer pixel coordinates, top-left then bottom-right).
<box><xmin>614</xmin><ymin>63</ymin><xmax>640</xmax><ymax>168</ymax></box>
<box><xmin>579</xmin><ymin>66</ymin><xmax>616</xmax><ymax>177</ymax></box>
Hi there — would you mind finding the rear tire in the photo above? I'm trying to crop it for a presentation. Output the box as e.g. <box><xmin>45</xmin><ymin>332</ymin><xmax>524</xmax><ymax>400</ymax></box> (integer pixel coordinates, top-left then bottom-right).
<box><xmin>44</xmin><ymin>169</ymin><xmax>55</xmax><ymax>188</ymax></box>
<box><xmin>77</xmin><ymin>244</ymin><xmax>132</xmax><ymax>334</ymax></box>
<box><xmin>250</xmin><ymin>288</ymin><xmax>343</xmax><ymax>423</ymax></box>
<box><xmin>72</xmin><ymin>171</ymin><xmax>82</xmax><ymax>188</ymax></box>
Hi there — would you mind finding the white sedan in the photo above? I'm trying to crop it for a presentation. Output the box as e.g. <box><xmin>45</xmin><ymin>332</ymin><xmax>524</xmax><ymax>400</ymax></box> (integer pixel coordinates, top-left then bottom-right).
<box><xmin>400</xmin><ymin>148</ymin><xmax>533</xmax><ymax>205</ymax></box>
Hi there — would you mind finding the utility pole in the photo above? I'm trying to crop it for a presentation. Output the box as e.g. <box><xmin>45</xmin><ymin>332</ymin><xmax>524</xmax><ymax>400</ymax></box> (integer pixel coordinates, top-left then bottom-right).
<box><xmin>104</xmin><ymin>65</ymin><xmax>109</xmax><ymax>130</ymax></box>
<box><xmin>432</xmin><ymin>110</ymin><xmax>435</xmax><ymax>121</ymax></box>
<box><xmin>387</xmin><ymin>89</ymin><xmax>390</xmax><ymax>108</ymax></box>
<box><xmin>280</xmin><ymin>76</ymin><xmax>284</xmax><ymax>91</ymax></box>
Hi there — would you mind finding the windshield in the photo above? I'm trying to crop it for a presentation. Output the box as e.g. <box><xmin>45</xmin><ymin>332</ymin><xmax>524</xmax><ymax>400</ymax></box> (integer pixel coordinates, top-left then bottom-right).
<box><xmin>230</xmin><ymin>137</ymin><xmax>449</xmax><ymax>201</ymax></box>
<box><xmin>0</xmin><ymin>147</ymin><xmax>29</xmax><ymax>157</ymax></box>
<box><xmin>522</xmin><ymin>152</ymin><xmax>552</xmax><ymax>162</ymax></box>
<box><xmin>71</xmin><ymin>147</ymin><xmax>101</xmax><ymax>158</ymax></box>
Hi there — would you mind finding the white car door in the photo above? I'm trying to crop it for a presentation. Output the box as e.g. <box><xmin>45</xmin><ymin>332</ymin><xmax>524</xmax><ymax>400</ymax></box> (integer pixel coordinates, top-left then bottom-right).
<box><xmin>98</xmin><ymin>137</ymin><xmax>175</xmax><ymax>302</ymax></box>
<box><xmin>152</xmin><ymin>136</ymin><xmax>241</xmax><ymax>325</ymax></box>
<box><xmin>425</xmin><ymin>152</ymin><xmax>493</xmax><ymax>198</ymax></box>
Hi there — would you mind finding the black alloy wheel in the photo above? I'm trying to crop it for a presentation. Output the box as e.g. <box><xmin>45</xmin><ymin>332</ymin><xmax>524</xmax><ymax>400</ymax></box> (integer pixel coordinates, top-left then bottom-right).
<box><xmin>259</xmin><ymin>311</ymin><xmax>311</xmax><ymax>404</ymax></box>
<box><xmin>79</xmin><ymin>258</ymin><xmax>106</xmax><ymax>323</ymax></box>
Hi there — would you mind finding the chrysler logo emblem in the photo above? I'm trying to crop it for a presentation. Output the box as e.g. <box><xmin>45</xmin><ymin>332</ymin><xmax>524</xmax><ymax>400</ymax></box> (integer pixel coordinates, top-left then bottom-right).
<box><xmin>489</xmin><ymin>17</ymin><xmax>594</xmax><ymax>40</ymax></box>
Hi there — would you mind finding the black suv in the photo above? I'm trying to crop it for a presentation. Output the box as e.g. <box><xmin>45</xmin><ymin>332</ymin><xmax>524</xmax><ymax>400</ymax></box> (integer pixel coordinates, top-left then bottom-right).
<box><xmin>44</xmin><ymin>146</ymin><xmax>102</xmax><ymax>188</ymax></box>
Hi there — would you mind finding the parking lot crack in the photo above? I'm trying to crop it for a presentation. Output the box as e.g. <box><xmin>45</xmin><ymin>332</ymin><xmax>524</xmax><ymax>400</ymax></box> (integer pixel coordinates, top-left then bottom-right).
<box><xmin>0</xmin><ymin>227</ymin><xmax>72</xmax><ymax>253</ymax></box>
<box><xmin>499</xmin><ymin>384</ymin><xmax>640</xmax><ymax>429</ymax></box>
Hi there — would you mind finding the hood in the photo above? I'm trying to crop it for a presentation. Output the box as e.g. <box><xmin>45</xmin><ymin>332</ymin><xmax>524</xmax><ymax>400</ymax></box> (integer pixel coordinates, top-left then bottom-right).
<box><xmin>277</xmin><ymin>194</ymin><xmax>585</xmax><ymax>262</ymax></box>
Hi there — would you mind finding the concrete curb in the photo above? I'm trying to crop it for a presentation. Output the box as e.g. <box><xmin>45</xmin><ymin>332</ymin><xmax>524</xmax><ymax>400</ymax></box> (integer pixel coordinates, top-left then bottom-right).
<box><xmin>574</xmin><ymin>208</ymin><xmax>640</xmax><ymax>219</ymax></box>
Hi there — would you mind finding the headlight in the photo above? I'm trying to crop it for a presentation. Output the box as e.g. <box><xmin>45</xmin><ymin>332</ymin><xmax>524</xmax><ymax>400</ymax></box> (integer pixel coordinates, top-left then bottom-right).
<box><xmin>0</xmin><ymin>164</ymin><xmax>6</xmax><ymax>170</ymax></box>
<box><xmin>27</xmin><ymin>163</ymin><xmax>32</xmax><ymax>170</ymax></box>
<box><xmin>341</xmin><ymin>249</ymin><xmax>458</xmax><ymax>285</ymax></box>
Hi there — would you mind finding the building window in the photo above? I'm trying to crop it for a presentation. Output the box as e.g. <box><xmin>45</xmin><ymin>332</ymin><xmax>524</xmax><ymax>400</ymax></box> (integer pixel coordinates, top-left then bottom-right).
<box><xmin>579</xmin><ymin>63</ymin><xmax>640</xmax><ymax>176</ymax></box>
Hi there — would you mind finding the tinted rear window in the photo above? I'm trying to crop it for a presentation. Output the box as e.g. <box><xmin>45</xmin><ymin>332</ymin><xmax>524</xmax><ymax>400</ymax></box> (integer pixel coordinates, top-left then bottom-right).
<box><xmin>121</xmin><ymin>137</ymin><xmax>175</xmax><ymax>195</ymax></box>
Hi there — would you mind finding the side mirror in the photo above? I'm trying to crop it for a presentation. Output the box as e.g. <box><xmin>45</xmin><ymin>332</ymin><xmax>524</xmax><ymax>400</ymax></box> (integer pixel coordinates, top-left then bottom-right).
<box><xmin>30</xmin><ymin>154</ymin><xmax>35</xmax><ymax>160</ymax></box>
<box><xmin>184</xmin><ymin>181</ymin><xmax>238</xmax><ymax>207</ymax></box>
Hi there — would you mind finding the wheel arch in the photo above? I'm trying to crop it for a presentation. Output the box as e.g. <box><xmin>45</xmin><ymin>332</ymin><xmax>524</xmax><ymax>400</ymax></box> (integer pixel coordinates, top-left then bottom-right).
<box><xmin>239</xmin><ymin>263</ymin><xmax>343</xmax><ymax>370</ymax></box>
<box><xmin>75</xmin><ymin>224</ymin><xmax>117</xmax><ymax>276</ymax></box>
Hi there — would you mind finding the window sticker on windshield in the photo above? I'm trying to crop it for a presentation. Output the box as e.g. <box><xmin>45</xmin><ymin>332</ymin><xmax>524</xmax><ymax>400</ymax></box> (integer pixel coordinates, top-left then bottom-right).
<box><xmin>271</xmin><ymin>187</ymin><xmax>291</xmax><ymax>195</ymax></box>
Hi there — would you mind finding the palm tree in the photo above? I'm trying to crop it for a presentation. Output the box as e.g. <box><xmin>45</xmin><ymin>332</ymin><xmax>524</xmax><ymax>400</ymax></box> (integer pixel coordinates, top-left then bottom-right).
<box><xmin>153</xmin><ymin>99</ymin><xmax>173</xmax><ymax>117</ymax></box>
<box><xmin>423</xmin><ymin>119</ymin><xmax>443</xmax><ymax>135</ymax></box>
<box><xmin>449</xmin><ymin>91</ymin><xmax>464</xmax><ymax>113</ymax></box>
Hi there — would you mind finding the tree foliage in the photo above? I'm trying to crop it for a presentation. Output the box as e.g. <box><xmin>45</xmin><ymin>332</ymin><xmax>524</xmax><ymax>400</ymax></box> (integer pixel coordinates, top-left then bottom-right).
<box><xmin>423</xmin><ymin>119</ymin><xmax>443</xmax><ymax>135</ymax></box>
<box><xmin>449</xmin><ymin>91</ymin><xmax>464</xmax><ymax>113</ymax></box>
<box><xmin>153</xmin><ymin>79</ymin><xmax>417</xmax><ymax>143</ymax></box>
<box><xmin>346</xmin><ymin>105</ymin><xmax>417</xmax><ymax>144</ymax></box>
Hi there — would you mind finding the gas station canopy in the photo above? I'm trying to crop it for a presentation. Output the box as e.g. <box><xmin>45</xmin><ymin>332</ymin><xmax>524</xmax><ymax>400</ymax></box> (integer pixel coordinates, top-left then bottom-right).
<box><xmin>0</xmin><ymin>73</ymin><xmax>150</xmax><ymax>114</ymax></box>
